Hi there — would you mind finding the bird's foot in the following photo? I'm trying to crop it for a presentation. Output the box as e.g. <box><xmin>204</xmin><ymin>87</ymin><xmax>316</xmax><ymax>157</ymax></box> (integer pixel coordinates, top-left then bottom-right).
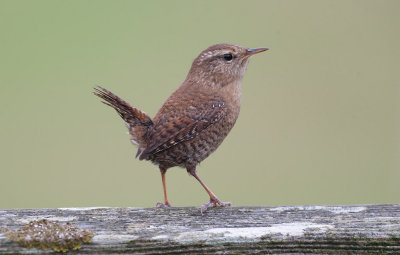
<box><xmin>200</xmin><ymin>198</ymin><xmax>232</xmax><ymax>214</ymax></box>
<box><xmin>156</xmin><ymin>202</ymin><xmax>171</xmax><ymax>208</ymax></box>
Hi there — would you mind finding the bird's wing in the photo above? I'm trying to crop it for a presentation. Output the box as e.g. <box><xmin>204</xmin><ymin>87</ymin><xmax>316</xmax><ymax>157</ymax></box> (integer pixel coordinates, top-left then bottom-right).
<box><xmin>139</xmin><ymin>97</ymin><xmax>226</xmax><ymax>160</ymax></box>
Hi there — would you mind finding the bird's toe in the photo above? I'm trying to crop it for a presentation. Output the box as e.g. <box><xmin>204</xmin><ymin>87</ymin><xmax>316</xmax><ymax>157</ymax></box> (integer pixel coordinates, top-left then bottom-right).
<box><xmin>200</xmin><ymin>199</ymin><xmax>232</xmax><ymax>214</ymax></box>
<box><xmin>156</xmin><ymin>202</ymin><xmax>171</xmax><ymax>208</ymax></box>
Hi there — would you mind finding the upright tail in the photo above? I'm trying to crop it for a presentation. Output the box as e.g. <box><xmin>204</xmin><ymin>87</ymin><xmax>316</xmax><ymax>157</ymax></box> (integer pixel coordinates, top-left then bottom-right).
<box><xmin>93</xmin><ymin>86</ymin><xmax>153</xmax><ymax>153</ymax></box>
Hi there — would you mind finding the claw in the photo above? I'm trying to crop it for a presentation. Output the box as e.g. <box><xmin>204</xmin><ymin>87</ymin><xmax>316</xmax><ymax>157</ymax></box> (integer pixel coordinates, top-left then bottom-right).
<box><xmin>156</xmin><ymin>202</ymin><xmax>171</xmax><ymax>208</ymax></box>
<box><xmin>200</xmin><ymin>199</ymin><xmax>232</xmax><ymax>214</ymax></box>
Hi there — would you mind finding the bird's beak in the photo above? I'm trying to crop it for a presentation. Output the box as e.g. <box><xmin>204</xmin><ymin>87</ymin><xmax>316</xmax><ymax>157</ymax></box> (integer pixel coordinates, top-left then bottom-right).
<box><xmin>247</xmin><ymin>47</ymin><xmax>269</xmax><ymax>55</ymax></box>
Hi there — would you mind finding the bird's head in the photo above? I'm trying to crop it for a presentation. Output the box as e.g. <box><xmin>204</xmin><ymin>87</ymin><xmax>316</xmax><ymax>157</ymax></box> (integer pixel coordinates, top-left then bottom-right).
<box><xmin>187</xmin><ymin>43</ymin><xmax>268</xmax><ymax>87</ymax></box>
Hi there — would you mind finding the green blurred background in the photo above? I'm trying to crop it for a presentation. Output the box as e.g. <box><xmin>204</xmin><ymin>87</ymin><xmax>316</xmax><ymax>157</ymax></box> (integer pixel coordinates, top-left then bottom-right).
<box><xmin>1</xmin><ymin>1</ymin><xmax>399</xmax><ymax>209</ymax></box>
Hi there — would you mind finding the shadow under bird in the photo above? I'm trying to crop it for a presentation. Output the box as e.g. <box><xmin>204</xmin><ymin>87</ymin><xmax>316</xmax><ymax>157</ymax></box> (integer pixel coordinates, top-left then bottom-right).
<box><xmin>94</xmin><ymin>43</ymin><xmax>268</xmax><ymax>212</ymax></box>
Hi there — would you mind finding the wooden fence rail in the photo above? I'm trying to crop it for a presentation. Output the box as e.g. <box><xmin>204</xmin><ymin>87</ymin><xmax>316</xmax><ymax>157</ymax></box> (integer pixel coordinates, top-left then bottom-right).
<box><xmin>1</xmin><ymin>204</ymin><xmax>399</xmax><ymax>254</ymax></box>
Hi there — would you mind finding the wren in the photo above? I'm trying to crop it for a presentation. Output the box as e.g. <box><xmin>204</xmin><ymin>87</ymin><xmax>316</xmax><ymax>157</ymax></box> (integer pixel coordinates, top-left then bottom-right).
<box><xmin>94</xmin><ymin>43</ymin><xmax>268</xmax><ymax>212</ymax></box>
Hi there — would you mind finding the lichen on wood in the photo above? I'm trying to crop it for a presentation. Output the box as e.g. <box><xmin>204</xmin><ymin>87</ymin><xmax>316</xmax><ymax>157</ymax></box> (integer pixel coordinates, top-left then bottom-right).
<box><xmin>5</xmin><ymin>219</ymin><xmax>93</xmax><ymax>252</ymax></box>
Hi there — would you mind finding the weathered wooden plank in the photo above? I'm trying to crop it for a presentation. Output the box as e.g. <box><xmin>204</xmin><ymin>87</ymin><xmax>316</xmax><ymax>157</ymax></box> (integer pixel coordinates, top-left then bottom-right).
<box><xmin>1</xmin><ymin>204</ymin><xmax>399</xmax><ymax>254</ymax></box>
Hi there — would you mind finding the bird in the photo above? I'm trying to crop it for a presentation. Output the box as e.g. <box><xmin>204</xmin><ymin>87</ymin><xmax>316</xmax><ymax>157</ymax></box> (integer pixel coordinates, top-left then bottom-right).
<box><xmin>94</xmin><ymin>43</ymin><xmax>268</xmax><ymax>212</ymax></box>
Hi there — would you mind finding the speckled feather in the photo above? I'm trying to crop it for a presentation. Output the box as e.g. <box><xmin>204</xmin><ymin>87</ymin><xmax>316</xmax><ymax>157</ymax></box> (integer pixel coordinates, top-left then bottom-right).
<box><xmin>141</xmin><ymin>90</ymin><xmax>227</xmax><ymax>161</ymax></box>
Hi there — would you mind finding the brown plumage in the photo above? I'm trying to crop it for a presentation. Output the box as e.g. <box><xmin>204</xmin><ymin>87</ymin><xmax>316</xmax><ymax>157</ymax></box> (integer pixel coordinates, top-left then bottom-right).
<box><xmin>94</xmin><ymin>43</ymin><xmax>268</xmax><ymax>212</ymax></box>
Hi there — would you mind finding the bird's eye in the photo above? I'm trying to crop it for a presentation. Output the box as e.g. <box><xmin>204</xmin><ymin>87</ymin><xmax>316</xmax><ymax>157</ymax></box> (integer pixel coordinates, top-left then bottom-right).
<box><xmin>223</xmin><ymin>53</ymin><xmax>233</xmax><ymax>61</ymax></box>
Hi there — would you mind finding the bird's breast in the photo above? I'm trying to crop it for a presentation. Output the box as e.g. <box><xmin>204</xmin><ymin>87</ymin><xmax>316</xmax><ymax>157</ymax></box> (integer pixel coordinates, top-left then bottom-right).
<box><xmin>221</xmin><ymin>80</ymin><xmax>242</xmax><ymax>124</ymax></box>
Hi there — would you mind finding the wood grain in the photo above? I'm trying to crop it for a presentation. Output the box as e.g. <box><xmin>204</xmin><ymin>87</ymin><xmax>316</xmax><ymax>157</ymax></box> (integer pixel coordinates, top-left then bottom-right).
<box><xmin>1</xmin><ymin>204</ymin><xmax>399</xmax><ymax>254</ymax></box>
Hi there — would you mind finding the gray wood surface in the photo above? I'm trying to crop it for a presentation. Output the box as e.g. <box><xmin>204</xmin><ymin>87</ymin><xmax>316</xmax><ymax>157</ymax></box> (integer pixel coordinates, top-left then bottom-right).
<box><xmin>1</xmin><ymin>204</ymin><xmax>400</xmax><ymax>254</ymax></box>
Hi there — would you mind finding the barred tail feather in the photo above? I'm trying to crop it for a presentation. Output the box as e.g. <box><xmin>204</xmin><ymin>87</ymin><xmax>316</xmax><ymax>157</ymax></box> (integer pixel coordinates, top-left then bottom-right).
<box><xmin>94</xmin><ymin>86</ymin><xmax>153</xmax><ymax>152</ymax></box>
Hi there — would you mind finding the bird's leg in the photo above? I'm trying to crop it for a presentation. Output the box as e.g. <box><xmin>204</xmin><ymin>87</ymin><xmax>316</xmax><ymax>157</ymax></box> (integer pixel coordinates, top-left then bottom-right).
<box><xmin>156</xmin><ymin>167</ymin><xmax>171</xmax><ymax>208</ymax></box>
<box><xmin>188</xmin><ymin>168</ymin><xmax>232</xmax><ymax>213</ymax></box>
